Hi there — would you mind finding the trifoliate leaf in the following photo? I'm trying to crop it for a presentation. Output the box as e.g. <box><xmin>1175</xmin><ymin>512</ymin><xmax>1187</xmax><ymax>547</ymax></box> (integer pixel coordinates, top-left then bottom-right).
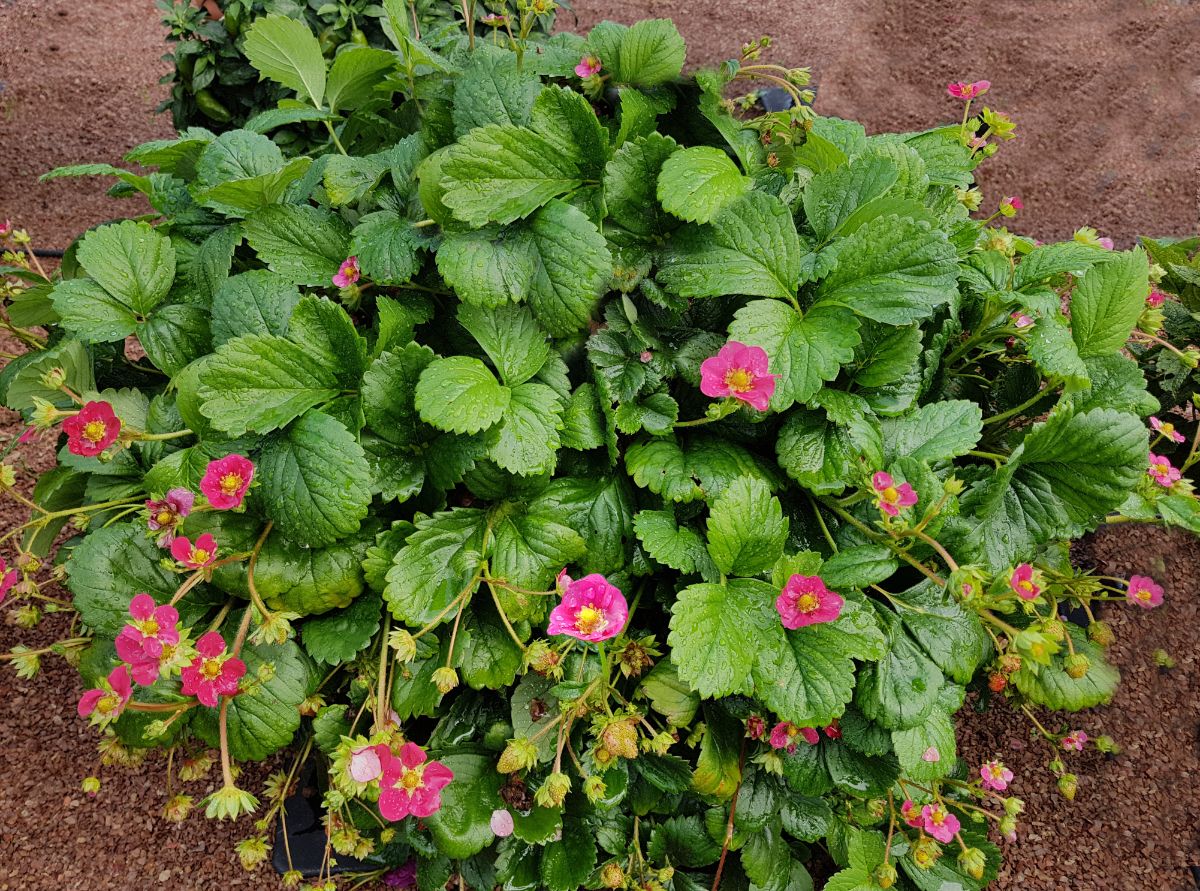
<box><xmin>706</xmin><ymin>476</ymin><xmax>788</xmax><ymax>577</ymax></box>
<box><xmin>457</xmin><ymin>303</ymin><xmax>550</xmax><ymax>387</ymax></box>
<box><xmin>604</xmin><ymin>132</ymin><xmax>679</xmax><ymax>238</ymax></box>
<box><xmin>657</xmin><ymin>146</ymin><xmax>750</xmax><ymax>224</ymax></box>
<box><xmin>74</xmin><ymin>220</ymin><xmax>176</xmax><ymax>316</ymax></box>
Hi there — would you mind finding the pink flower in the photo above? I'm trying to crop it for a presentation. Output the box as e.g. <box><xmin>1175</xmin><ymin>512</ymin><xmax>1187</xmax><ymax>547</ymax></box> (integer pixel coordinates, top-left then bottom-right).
<box><xmin>900</xmin><ymin>798</ymin><xmax>924</xmax><ymax>828</ymax></box>
<box><xmin>746</xmin><ymin>715</ymin><xmax>766</xmax><ymax>740</ymax></box>
<box><xmin>777</xmin><ymin>575</ymin><xmax>844</xmax><ymax>629</ymax></box>
<box><xmin>490</xmin><ymin>808</ymin><xmax>515</xmax><ymax>838</ymax></box>
<box><xmin>968</xmin><ymin>136</ymin><xmax>988</xmax><ymax>150</ymax></box>
<box><xmin>0</xmin><ymin>220</ymin><xmax>12</xmax><ymax>238</ymax></box>
<box><xmin>575</xmin><ymin>55</ymin><xmax>602</xmax><ymax>78</ymax></box>
<box><xmin>200</xmin><ymin>454</ymin><xmax>254</xmax><ymax>510</ymax></box>
<box><xmin>1011</xmin><ymin>311</ymin><xmax>1034</xmax><ymax>329</ymax></box>
<box><xmin>1150</xmin><ymin>416</ymin><xmax>1186</xmax><ymax>444</ymax></box>
<box><xmin>332</xmin><ymin>256</ymin><xmax>360</xmax><ymax>288</ymax></box>
<box><xmin>170</xmin><ymin>533</ymin><xmax>218</xmax><ymax>570</ymax></box>
<box><xmin>17</xmin><ymin>425</ymin><xmax>38</xmax><ymax>445</ymax></box>
<box><xmin>0</xmin><ymin>556</ymin><xmax>17</xmax><ymax>604</ymax></box>
<box><xmin>1147</xmin><ymin>290</ymin><xmax>1167</xmax><ymax>308</ymax></box>
<box><xmin>382</xmin><ymin>862</ymin><xmax>417</xmax><ymax>889</ymax></box>
<box><xmin>115</xmin><ymin>593</ymin><xmax>181</xmax><ymax>686</ymax></box>
<box><xmin>378</xmin><ymin>742</ymin><xmax>454</xmax><ymax>820</ymax></box>
<box><xmin>349</xmin><ymin>745</ymin><xmax>384</xmax><ymax>783</ymax></box>
<box><xmin>555</xmin><ymin>567</ymin><xmax>572</xmax><ymax>595</ymax></box>
<box><xmin>922</xmin><ymin>746</ymin><xmax>941</xmax><ymax>763</ymax></box>
<box><xmin>999</xmin><ymin>195</ymin><xmax>1023</xmax><ymax>217</ymax></box>
<box><xmin>871</xmin><ymin>471</ymin><xmax>918</xmax><ymax>517</ymax></box>
<box><xmin>546</xmin><ymin>573</ymin><xmax>628</xmax><ymax>642</ymax></box>
<box><xmin>1009</xmin><ymin>563</ymin><xmax>1041</xmax><ymax>600</ymax></box>
<box><xmin>699</xmin><ymin>341</ymin><xmax>779</xmax><ymax>412</ymax></box>
<box><xmin>1098</xmin><ymin>237</ymin><xmax>1114</xmax><ymax>250</ymax></box>
<box><xmin>479</xmin><ymin>12</ymin><xmax>508</xmax><ymax>26</ymax></box>
<box><xmin>947</xmin><ymin>80</ymin><xmax>991</xmax><ymax>100</ymax></box>
<box><xmin>1147</xmin><ymin>452</ymin><xmax>1182</xmax><ymax>487</ymax></box>
<box><xmin>1062</xmin><ymin>730</ymin><xmax>1088</xmax><ymax>751</ymax></box>
<box><xmin>1126</xmin><ymin>574</ymin><xmax>1164</xmax><ymax>609</ymax></box>
<box><xmin>823</xmin><ymin>721</ymin><xmax>842</xmax><ymax>740</ymax></box>
<box><xmin>921</xmin><ymin>803</ymin><xmax>961</xmax><ymax>843</ymax></box>
<box><xmin>980</xmin><ymin>759</ymin><xmax>1014</xmax><ymax>792</ymax></box>
<box><xmin>145</xmin><ymin>488</ymin><xmax>194</xmax><ymax>546</ymax></box>
<box><xmin>62</xmin><ymin>401</ymin><xmax>121</xmax><ymax>457</ymax></box>
<box><xmin>769</xmin><ymin>721</ymin><xmax>818</xmax><ymax>754</ymax></box>
<box><xmin>78</xmin><ymin>665</ymin><xmax>132</xmax><ymax>724</ymax></box>
<box><xmin>180</xmin><ymin>631</ymin><xmax>245</xmax><ymax>707</ymax></box>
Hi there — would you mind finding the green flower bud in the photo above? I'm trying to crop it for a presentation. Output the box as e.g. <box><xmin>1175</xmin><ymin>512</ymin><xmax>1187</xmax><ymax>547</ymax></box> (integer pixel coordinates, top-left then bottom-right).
<box><xmin>432</xmin><ymin>666</ymin><xmax>459</xmax><ymax>694</ymax></box>
<box><xmin>1094</xmin><ymin>735</ymin><xmax>1121</xmax><ymax>755</ymax></box>
<box><xmin>235</xmin><ymin>836</ymin><xmax>270</xmax><ymax>872</ymax></box>
<box><xmin>1004</xmin><ymin>796</ymin><xmax>1025</xmax><ymax>816</ymax></box>
<box><xmin>203</xmin><ymin>785</ymin><xmax>259</xmax><ymax>821</ymax></box>
<box><xmin>874</xmin><ymin>862</ymin><xmax>898</xmax><ymax>888</ymax></box>
<box><xmin>958</xmin><ymin>847</ymin><xmax>987</xmax><ymax>880</ymax></box>
<box><xmin>39</xmin><ymin>366</ymin><xmax>66</xmax><ymax>390</ymax></box>
<box><xmin>999</xmin><ymin>814</ymin><xmax>1018</xmax><ymax>838</ymax></box>
<box><xmin>911</xmin><ymin>836</ymin><xmax>942</xmax><ymax>870</ymax></box>
<box><xmin>162</xmin><ymin>793</ymin><xmax>194</xmax><ymax>823</ymax></box>
<box><xmin>497</xmin><ymin>738</ymin><xmax>539</xmax><ymax>774</ymax></box>
<box><xmin>584</xmin><ymin>774</ymin><xmax>607</xmax><ymax>803</ymax></box>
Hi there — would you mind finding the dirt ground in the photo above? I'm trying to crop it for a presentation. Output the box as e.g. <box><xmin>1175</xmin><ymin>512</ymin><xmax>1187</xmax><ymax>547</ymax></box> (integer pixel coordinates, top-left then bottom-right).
<box><xmin>1</xmin><ymin>0</ymin><xmax>1199</xmax><ymax>889</ymax></box>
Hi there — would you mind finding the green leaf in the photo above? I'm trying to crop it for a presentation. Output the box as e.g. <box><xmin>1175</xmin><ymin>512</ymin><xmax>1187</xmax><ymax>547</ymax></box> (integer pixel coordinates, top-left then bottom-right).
<box><xmin>138</xmin><ymin>303</ymin><xmax>211</xmax><ymax>375</ymax></box>
<box><xmin>625</xmin><ymin>433</ymin><xmax>779</xmax><ymax>504</ymax></box>
<box><xmin>198</xmin><ymin>334</ymin><xmax>342</xmax><ymax>436</ymax></box>
<box><xmin>561</xmin><ymin>383</ymin><xmax>606</xmax><ymax>450</ymax></box>
<box><xmin>529</xmin><ymin>476</ymin><xmax>630</xmax><ymax>577</ymax></box>
<box><xmin>196</xmin><ymin>156</ymin><xmax>312</xmax><ymax>216</ymax></box>
<box><xmin>192</xmin><ymin>637</ymin><xmax>314</xmax><ymax>760</ymax></box>
<box><xmin>384</xmin><ymin>509</ymin><xmax>487</xmax><ymax>625</ymax></box>
<box><xmin>658</xmin><ymin>191</ymin><xmax>803</xmax><ymax>301</ymax></box>
<box><xmin>288</xmin><ymin>295</ymin><xmax>368</xmax><ymax>387</ymax></box>
<box><xmin>1027</xmin><ymin>313</ymin><xmax>1090</xmax><ymax>388</ymax></box>
<box><xmin>252</xmin><ymin>528</ymin><xmax>370</xmax><ymax>615</ymax></box>
<box><xmin>803</xmin><ymin>154</ymin><xmax>899</xmax><ymax>242</ymax></box>
<box><xmin>436</xmin><ymin>225</ymin><xmax>535</xmax><ymax>309</ymax></box>
<box><xmin>362</xmin><ymin>343</ymin><xmax>435</xmax><ymax>442</ymax></box>
<box><xmin>657</xmin><ymin>146</ymin><xmax>750</xmax><ymax>224</ymax></box>
<box><xmin>609</xmin><ymin>19</ymin><xmax>687</xmax><ymax>86</ymax></box>
<box><xmin>322</xmin><ymin>153</ymin><xmax>389</xmax><ymax>206</ymax></box>
<box><xmin>893</xmin><ymin>582</ymin><xmax>990</xmax><ymax>684</ymax></box>
<box><xmin>194</xmin><ymin>129</ymin><xmax>282</xmax><ymax>186</ymax></box>
<box><xmin>706</xmin><ymin>476</ymin><xmax>788</xmax><ymax>577</ymax></box>
<box><xmin>415</xmin><ymin>356</ymin><xmax>511</xmax><ymax>435</ymax></box>
<box><xmin>1014</xmin><ymin>241</ymin><xmax>1106</xmax><ymax>290</ymax></box>
<box><xmin>669</xmin><ymin>578</ymin><xmax>778</xmax><ymax>698</ymax></box>
<box><xmin>456</xmin><ymin>598</ymin><xmax>524</xmax><ymax>689</ymax></box>
<box><xmin>729</xmin><ymin>300</ymin><xmax>860</xmax><ymax>410</ymax></box>
<box><xmin>75</xmin><ymin>220</ymin><xmax>176</xmax><ymax>316</ymax></box>
<box><xmin>301</xmin><ymin>591</ymin><xmax>381</xmax><ymax>664</ymax></box>
<box><xmin>819</xmin><ymin>545</ymin><xmax>897</xmax><ymax>591</ymax></box>
<box><xmin>855</xmin><ymin>612</ymin><xmax>944</xmax><ymax>730</ymax></box>
<box><xmin>530</xmin><ymin>85</ymin><xmax>610</xmax><ymax>177</ymax></box>
<box><xmin>3</xmin><ymin>338</ymin><xmax>94</xmax><ymax>412</ymax></box>
<box><xmin>243</xmin><ymin>204</ymin><xmax>352</xmax><ymax>286</ymax></box>
<box><xmin>486</xmin><ymin>382</ymin><xmax>564</xmax><ymax>476</ymax></box>
<box><xmin>350</xmin><ymin>211</ymin><xmax>422</xmax><ymax>285</ymax></box>
<box><xmin>441</xmin><ymin>125</ymin><xmax>583</xmax><ymax>226</ymax></box>
<box><xmin>458</xmin><ymin>303</ymin><xmax>550</xmax><ymax>387</ymax></box>
<box><xmin>640</xmin><ymin>657</ymin><xmax>700</xmax><ymax>727</ymax></box>
<box><xmin>525</xmin><ymin>199</ymin><xmax>612</xmax><ymax>335</ymax></box>
<box><xmin>1012</xmin><ymin>630</ymin><xmax>1119</xmax><ymax>709</ymax></box>
<box><xmin>424</xmin><ymin>754</ymin><xmax>504</xmax><ymax>859</ymax></box>
<box><xmin>325</xmin><ymin>46</ymin><xmax>395</xmax><ymax>112</ymax></box>
<box><xmin>210</xmin><ymin>270</ymin><xmax>300</xmax><ymax>347</ymax></box>
<box><xmin>1071</xmin><ymin>248</ymin><xmax>1149</xmax><ymax>357</ymax></box>
<box><xmin>756</xmin><ymin>598</ymin><xmax>887</xmax><ymax>728</ymax></box>
<box><xmin>816</xmin><ymin>214</ymin><xmax>957</xmax><ymax>324</ymax></box>
<box><xmin>776</xmin><ymin>408</ymin><xmax>883</xmax><ymax>495</ymax></box>
<box><xmin>258</xmin><ymin>411</ymin><xmax>372</xmax><ymax>547</ymax></box>
<box><xmin>695</xmin><ymin>703</ymin><xmax>746</xmax><ymax>799</ymax></box>
<box><xmin>452</xmin><ymin>45</ymin><xmax>541</xmax><ymax>136</ymax></box>
<box><xmin>51</xmin><ymin>279</ymin><xmax>138</xmax><ymax>342</ymax></box>
<box><xmin>243</xmin><ymin>14</ymin><xmax>327</xmax><ymax>106</ymax></box>
<box><xmin>541</xmin><ymin>821</ymin><xmax>598</xmax><ymax>891</ymax></box>
<box><xmin>962</xmin><ymin>408</ymin><xmax>1147</xmax><ymax>567</ymax></box>
<box><xmin>880</xmin><ymin>400</ymin><xmax>983</xmax><ymax>463</ymax></box>
<box><xmin>648</xmin><ymin>815</ymin><xmax>721</xmax><ymax>867</ymax></box>
<box><xmin>604</xmin><ymin>132</ymin><xmax>679</xmax><ymax>238</ymax></box>
<box><xmin>891</xmin><ymin>697</ymin><xmax>958</xmax><ymax>782</ymax></box>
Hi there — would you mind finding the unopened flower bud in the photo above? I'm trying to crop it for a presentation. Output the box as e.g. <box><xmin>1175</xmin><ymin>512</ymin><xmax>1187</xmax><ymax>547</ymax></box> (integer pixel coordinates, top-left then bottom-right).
<box><xmin>642</xmin><ymin>730</ymin><xmax>674</xmax><ymax>756</ymax></box>
<box><xmin>1153</xmin><ymin>648</ymin><xmax>1175</xmax><ymax>669</ymax></box>
<box><xmin>1057</xmin><ymin>773</ymin><xmax>1077</xmax><ymax>800</ymax></box>
<box><xmin>525</xmin><ymin>639</ymin><xmax>562</xmax><ymax>677</ymax></box>
<box><xmin>600</xmin><ymin>862</ymin><xmax>625</xmax><ymax>889</ymax></box>
<box><xmin>497</xmin><ymin>738</ymin><xmax>539</xmax><ymax>774</ymax></box>
<box><xmin>534</xmin><ymin>771</ymin><xmax>571</xmax><ymax>808</ymax></box>
<box><xmin>1064</xmin><ymin>653</ymin><xmax>1090</xmax><ymax>679</ymax></box>
<box><xmin>958</xmin><ymin>847</ymin><xmax>987</xmax><ymax>880</ymax></box>
<box><xmin>999</xmin><ymin>814</ymin><xmax>1018</xmax><ymax>840</ymax></box>
<box><xmin>942</xmin><ymin>476</ymin><xmax>965</xmax><ymax>496</ymax></box>
<box><xmin>431</xmin><ymin>666</ymin><xmax>459</xmax><ymax>694</ymax></box>
<box><xmin>1088</xmin><ymin>621</ymin><xmax>1115</xmax><ymax>647</ymax></box>
<box><xmin>298</xmin><ymin>694</ymin><xmax>325</xmax><ymax>717</ymax></box>
<box><xmin>746</xmin><ymin>715</ymin><xmax>766</xmax><ymax>739</ymax></box>
<box><xmin>1049</xmin><ymin>758</ymin><xmax>1065</xmax><ymax>774</ymax></box>
<box><xmin>179</xmin><ymin>752</ymin><xmax>215</xmax><ymax>781</ymax></box>
<box><xmin>583</xmin><ymin>774</ymin><xmax>607</xmax><ymax>802</ymax></box>
<box><xmin>657</xmin><ymin>866</ymin><xmax>675</xmax><ymax>883</ymax></box>
<box><xmin>389</xmin><ymin>629</ymin><xmax>417</xmax><ymax>662</ymax></box>
<box><xmin>1094</xmin><ymin>735</ymin><xmax>1120</xmax><ymax>755</ymax></box>
<box><xmin>40</xmin><ymin>367</ymin><xmax>66</xmax><ymax>390</ymax></box>
<box><xmin>31</xmin><ymin>397</ymin><xmax>59</xmax><ymax>429</ymax></box>
<box><xmin>911</xmin><ymin>836</ymin><xmax>942</xmax><ymax>869</ymax></box>
<box><xmin>874</xmin><ymin>862</ymin><xmax>898</xmax><ymax>888</ymax></box>
<box><xmin>866</xmin><ymin>798</ymin><xmax>887</xmax><ymax>819</ymax></box>
<box><xmin>1004</xmin><ymin>796</ymin><xmax>1025</xmax><ymax>816</ymax></box>
<box><xmin>1184</xmin><ymin>347</ymin><xmax>1200</xmax><ymax>369</ymax></box>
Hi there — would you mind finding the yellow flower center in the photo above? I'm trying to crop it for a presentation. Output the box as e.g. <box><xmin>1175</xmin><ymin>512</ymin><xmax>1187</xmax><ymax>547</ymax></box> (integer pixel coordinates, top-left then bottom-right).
<box><xmin>1161</xmin><ymin>423</ymin><xmax>1176</xmax><ymax>436</ymax></box>
<box><xmin>881</xmin><ymin>485</ymin><xmax>899</xmax><ymax>504</ymax></box>
<box><xmin>723</xmin><ymin>368</ymin><xmax>754</xmax><ymax>393</ymax></box>
<box><xmin>219</xmin><ymin>473</ymin><xmax>243</xmax><ymax>495</ymax></box>
<box><xmin>1136</xmin><ymin>588</ymin><xmax>1152</xmax><ymax>601</ymax></box>
<box><xmin>97</xmin><ymin>693</ymin><xmax>121</xmax><ymax>715</ymax></box>
<box><xmin>795</xmin><ymin>593</ymin><xmax>819</xmax><ymax>613</ymax></box>
<box><xmin>1018</xmin><ymin>579</ymin><xmax>1034</xmax><ymax>593</ymax></box>
<box><xmin>399</xmin><ymin>767</ymin><xmax>424</xmax><ymax>791</ymax></box>
<box><xmin>156</xmin><ymin>510</ymin><xmax>175</xmax><ymax>526</ymax></box>
<box><xmin>82</xmin><ymin>420</ymin><xmax>108</xmax><ymax>443</ymax></box>
<box><xmin>191</xmin><ymin>549</ymin><xmax>210</xmax><ymax>565</ymax></box>
<box><xmin>138</xmin><ymin>618</ymin><xmax>160</xmax><ymax>637</ymax></box>
<box><xmin>575</xmin><ymin>605</ymin><xmax>606</xmax><ymax>635</ymax></box>
<box><xmin>201</xmin><ymin>658</ymin><xmax>223</xmax><ymax>680</ymax></box>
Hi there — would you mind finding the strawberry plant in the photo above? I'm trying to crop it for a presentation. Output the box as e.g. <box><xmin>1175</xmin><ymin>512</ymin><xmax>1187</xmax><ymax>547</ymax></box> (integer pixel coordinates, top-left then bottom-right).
<box><xmin>3</xmin><ymin>9</ymin><xmax>1198</xmax><ymax>889</ymax></box>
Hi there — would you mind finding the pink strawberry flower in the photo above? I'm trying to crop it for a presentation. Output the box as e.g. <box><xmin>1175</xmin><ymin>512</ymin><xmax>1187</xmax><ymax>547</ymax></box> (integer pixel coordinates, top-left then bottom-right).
<box><xmin>1062</xmin><ymin>730</ymin><xmax>1088</xmax><ymax>751</ymax></box>
<box><xmin>547</xmin><ymin>573</ymin><xmax>628</xmax><ymax>642</ymax></box>
<box><xmin>0</xmin><ymin>556</ymin><xmax>17</xmax><ymax>604</ymax></box>
<box><xmin>1147</xmin><ymin>452</ymin><xmax>1182</xmax><ymax>487</ymax></box>
<box><xmin>823</xmin><ymin>721</ymin><xmax>842</xmax><ymax>740</ymax></box>
<box><xmin>1011</xmin><ymin>311</ymin><xmax>1035</xmax><ymax>329</ymax></box>
<box><xmin>921</xmin><ymin>803</ymin><xmax>961</xmax><ymax>843</ymax></box>
<box><xmin>555</xmin><ymin>567</ymin><xmax>572</xmax><ymax>595</ymax></box>
<box><xmin>1097</xmin><ymin>237</ymin><xmax>1114</xmax><ymax>250</ymax></box>
<box><xmin>999</xmin><ymin>195</ymin><xmax>1023</xmax><ymax>217</ymax></box>
<box><xmin>62</xmin><ymin>401</ymin><xmax>121</xmax><ymax>457</ymax></box>
<box><xmin>900</xmin><ymin>798</ymin><xmax>924</xmax><ymax>828</ymax></box>
<box><xmin>1147</xmin><ymin>290</ymin><xmax>1167</xmax><ymax>308</ymax></box>
<box><xmin>769</xmin><ymin>721</ymin><xmax>819</xmax><ymax>754</ymax></box>
<box><xmin>17</xmin><ymin>425</ymin><xmax>38</xmax><ymax>445</ymax></box>
<box><xmin>479</xmin><ymin>12</ymin><xmax>508</xmax><ymax>26</ymax></box>
<box><xmin>78</xmin><ymin>664</ymin><xmax>132</xmax><ymax>725</ymax></box>
<box><xmin>200</xmin><ymin>454</ymin><xmax>254</xmax><ymax>510</ymax></box>
<box><xmin>0</xmin><ymin>220</ymin><xmax>12</xmax><ymax>238</ymax></box>
<box><xmin>1150</xmin><ymin>416</ymin><xmax>1186</xmax><ymax>444</ymax></box>
<box><xmin>171</xmin><ymin>533</ymin><xmax>218</xmax><ymax>570</ymax></box>
<box><xmin>1126</xmin><ymin>574</ymin><xmax>1164</xmax><ymax>609</ymax></box>
<box><xmin>348</xmin><ymin>745</ymin><xmax>384</xmax><ymax>783</ymax></box>
<box><xmin>776</xmin><ymin>574</ymin><xmax>844</xmax><ymax>629</ymax></box>
<box><xmin>115</xmin><ymin>593</ymin><xmax>181</xmax><ymax>686</ymax></box>
<box><xmin>947</xmin><ymin>80</ymin><xmax>991</xmax><ymax>100</ymax></box>
<box><xmin>980</xmin><ymin>759</ymin><xmax>1014</xmax><ymax>792</ymax></box>
<box><xmin>1009</xmin><ymin>563</ymin><xmax>1041</xmax><ymax>600</ymax></box>
<box><xmin>180</xmin><ymin>631</ymin><xmax>245</xmax><ymax>707</ymax></box>
<box><xmin>145</xmin><ymin>488</ymin><xmax>194</xmax><ymax>546</ymax></box>
<box><xmin>575</xmin><ymin>55</ymin><xmax>602</xmax><ymax>78</ymax></box>
<box><xmin>922</xmin><ymin>746</ymin><xmax>941</xmax><ymax>763</ymax></box>
<box><xmin>699</xmin><ymin>341</ymin><xmax>779</xmax><ymax>412</ymax></box>
<box><xmin>333</xmin><ymin>256</ymin><xmax>360</xmax><ymax>288</ymax></box>
<box><xmin>968</xmin><ymin>136</ymin><xmax>988</xmax><ymax>150</ymax></box>
<box><xmin>382</xmin><ymin>862</ymin><xmax>418</xmax><ymax>889</ymax></box>
<box><xmin>377</xmin><ymin>742</ymin><xmax>454</xmax><ymax>820</ymax></box>
<box><xmin>871</xmin><ymin>471</ymin><xmax>918</xmax><ymax>517</ymax></box>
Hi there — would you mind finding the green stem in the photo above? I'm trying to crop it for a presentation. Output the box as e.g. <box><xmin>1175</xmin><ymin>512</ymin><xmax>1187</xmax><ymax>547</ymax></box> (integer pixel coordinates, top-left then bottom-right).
<box><xmin>374</xmin><ymin>612</ymin><xmax>392</xmax><ymax>733</ymax></box>
<box><xmin>323</xmin><ymin>120</ymin><xmax>348</xmax><ymax>155</ymax></box>
<box><xmin>982</xmin><ymin>381</ymin><xmax>1060</xmax><ymax>428</ymax></box>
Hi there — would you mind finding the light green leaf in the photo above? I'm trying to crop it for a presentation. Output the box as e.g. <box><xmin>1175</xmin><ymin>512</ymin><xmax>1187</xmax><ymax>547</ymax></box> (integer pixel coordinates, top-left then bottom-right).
<box><xmin>880</xmin><ymin>400</ymin><xmax>983</xmax><ymax>463</ymax></box>
<box><xmin>802</xmin><ymin>155</ymin><xmax>898</xmax><ymax>242</ymax></box>
<box><xmin>51</xmin><ymin>278</ymin><xmax>138</xmax><ymax>342</ymax></box>
<box><xmin>137</xmin><ymin>303</ymin><xmax>211</xmax><ymax>376</ymax></box>
<box><xmin>530</xmin><ymin>85</ymin><xmax>609</xmax><ymax>176</ymax></box>
<box><xmin>1012</xmin><ymin>630</ymin><xmax>1119</xmax><ymax>709</ymax></box>
<box><xmin>625</xmin><ymin>433</ymin><xmax>779</xmax><ymax>504</ymax></box>
<box><xmin>210</xmin><ymin>270</ymin><xmax>300</xmax><ymax>347</ymax></box>
<box><xmin>669</xmin><ymin>578</ymin><xmax>778</xmax><ymax>698</ymax></box>
<box><xmin>1071</xmin><ymin>248</ymin><xmax>1149</xmax><ymax>357</ymax></box>
<box><xmin>604</xmin><ymin>132</ymin><xmax>679</xmax><ymax>238</ymax></box>
<box><xmin>457</xmin><ymin>303</ymin><xmax>550</xmax><ymax>387</ymax></box>
<box><xmin>76</xmin><ymin>220</ymin><xmax>176</xmax><ymax>316</ymax></box>
<box><xmin>486</xmin><ymin>382</ymin><xmax>564</xmax><ymax>476</ymax></box>
<box><xmin>325</xmin><ymin>46</ymin><xmax>395</xmax><ymax>112</ymax></box>
<box><xmin>706</xmin><ymin>476</ymin><xmax>788</xmax><ymax>577</ymax></box>
<box><xmin>243</xmin><ymin>204</ymin><xmax>351</xmax><ymax>286</ymax></box>
<box><xmin>1014</xmin><ymin>241</ymin><xmax>1106</xmax><ymax>290</ymax></box>
<box><xmin>452</xmin><ymin>44</ymin><xmax>541</xmax><ymax>136</ymax></box>
<box><xmin>657</xmin><ymin>146</ymin><xmax>750</xmax><ymax>224</ymax></box>
<box><xmin>610</xmin><ymin>18</ymin><xmax>687</xmax><ymax>86</ymax></box>
<box><xmin>383</xmin><ymin>509</ymin><xmax>487</xmax><ymax>625</ymax></box>
<box><xmin>1027</xmin><ymin>313</ymin><xmax>1090</xmax><ymax>388</ymax></box>
<box><xmin>243</xmin><ymin>14</ymin><xmax>327</xmax><ymax>106</ymax></box>
<box><xmin>415</xmin><ymin>356</ymin><xmax>511</xmax><ymax>435</ymax></box>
